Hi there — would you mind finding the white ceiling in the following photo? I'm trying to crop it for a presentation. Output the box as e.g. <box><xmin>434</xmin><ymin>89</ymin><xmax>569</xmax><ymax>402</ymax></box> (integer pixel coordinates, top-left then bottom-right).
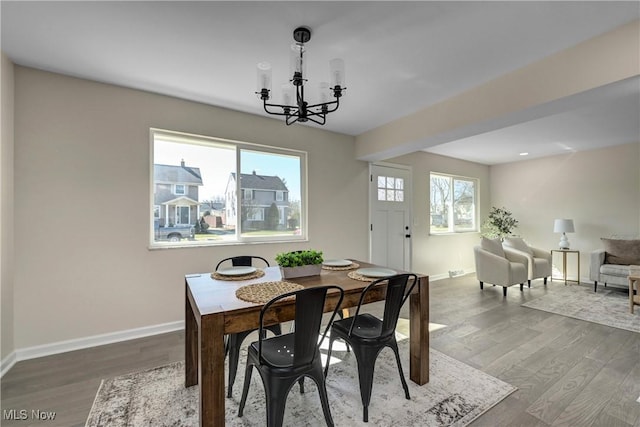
<box><xmin>2</xmin><ymin>1</ymin><xmax>639</xmax><ymax>165</ymax></box>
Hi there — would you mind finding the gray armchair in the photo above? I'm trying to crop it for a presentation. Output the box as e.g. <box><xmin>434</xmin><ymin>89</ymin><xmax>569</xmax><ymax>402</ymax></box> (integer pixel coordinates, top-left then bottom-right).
<box><xmin>502</xmin><ymin>237</ymin><xmax>552</xmax><ymax>287</ymax></box>
<box><xmin>474</xmin><ymin>237</ymin><xmax>528</xmax><ymax>297</ymax></box>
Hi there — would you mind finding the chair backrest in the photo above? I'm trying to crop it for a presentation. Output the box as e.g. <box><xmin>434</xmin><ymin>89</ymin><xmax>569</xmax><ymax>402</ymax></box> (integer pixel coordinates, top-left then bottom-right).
<box><xmin>215</xmin><ymin>255</ymin><xmax>270</xmax><ymax>271</ymax></box>
<box><xmin>349</xmin><ymin>273</ymin><xmax>418</xmax><ymax>339</ymax></box>
<box><xmin>258</xmin><ymin>285</ymin><xmax>344</xmax><ymax>367</ymax></box>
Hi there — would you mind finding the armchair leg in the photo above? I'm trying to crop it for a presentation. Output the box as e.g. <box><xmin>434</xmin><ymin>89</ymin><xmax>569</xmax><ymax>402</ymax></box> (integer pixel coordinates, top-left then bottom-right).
<box><xmin>479</xmin><ymin>281</ymin><xmax>484</xmax><ymax>290</ymax></box>
<box><xmin>503</xmin><ymin>286</ymin><xmax>507</xmax><ymax>297</ymax></box>
<box><xmin>594</xmin><ymin>281</ymin><xmax>598</xmax><ymax>293</ymax></box>
<box><xmin>544</xmin><ymin>277</ymin><xmax>547</xmax><ymax>285</ymax></box>
<box><xmin>527</xmin><ymin>280</ymin><xmax>531</xmax><ymax>288</ymax></box>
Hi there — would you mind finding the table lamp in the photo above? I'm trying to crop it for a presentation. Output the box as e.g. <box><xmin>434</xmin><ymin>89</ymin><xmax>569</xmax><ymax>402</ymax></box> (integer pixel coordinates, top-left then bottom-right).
<box><xmin>553</xmin><ymin>219</ymin><xmax>575</xmax><ymax>249</ymax></box>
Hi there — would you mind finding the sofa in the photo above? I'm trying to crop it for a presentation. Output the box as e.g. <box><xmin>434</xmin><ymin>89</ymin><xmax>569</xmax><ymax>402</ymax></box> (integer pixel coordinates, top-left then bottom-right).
<box><xmin>589</xmin><ymin>238</ymin><xmax>640</xmax><ymax>292</ymax></box>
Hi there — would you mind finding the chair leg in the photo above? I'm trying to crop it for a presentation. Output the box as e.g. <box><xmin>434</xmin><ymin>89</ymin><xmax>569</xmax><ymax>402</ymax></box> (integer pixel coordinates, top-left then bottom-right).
<box><xmin>503</xmin><ymin>286</ymin><xmax>507</xmax><ymax>297</ymax></box>
<box><xmin>544</xmin><ymin>277</ymin><xmax>548</xmax><ymax>285</ymax></box>
<box><xmin>528</xmin><ymin>280</ymin><xmax>531</xmax><ymax>288</ymax></box>
<box><xmin>227</xmin><ymin>331</ymin><xmax>250</xmax><ymax>397</ymax></box>
<box><xmin>479</xmin><ymin>281</ymin><xmax>484</xmax><ymax>290</ymax></box>
<box><xmin>390</xmin><ymin>340</ymin><xmax>410</xmax><ymax>400</ymax></box>
<box><xmin>351</xmin><ymin>345</ymin><xmax>381</xmax><ymax>422</ymax></box>
<box><xmin>309</xmin><ymin>364</ymin><xmax>335</xmax><ymax>427</ymax></box>
<box><xmin>594</xmin><ymin>281</ymin><xmax>598</xmax><ymax>292</ymax></box>
<box><xmin>263</xmin><ymin>374</ymin><xmax>296</xmax><ymax>427</ymax></box>
<box><xmin>238</xmin><ymin>361</ymin><xmax>254</xmax><ymax>417</ymax></box>
<box><xmin>520</xmin><ymin>283</ymin><xmax>524</xmax><ymax>292</ymax></box>
<box><xmin>324</xmin><ymin>335</ymin><xmax>335</xmax><ymax>378</ymax></box>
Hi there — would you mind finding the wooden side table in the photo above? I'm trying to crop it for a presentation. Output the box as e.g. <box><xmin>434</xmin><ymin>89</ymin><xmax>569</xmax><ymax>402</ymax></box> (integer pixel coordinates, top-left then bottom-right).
<box><xmin>551</xmin><ymin>249</ymin><xmax>580</xmax><ymax>285</ymax></box>
<box><xmin>630</xmin><ymin>275</ymin><xmax>640</xmax><ymax>314</ymax></box>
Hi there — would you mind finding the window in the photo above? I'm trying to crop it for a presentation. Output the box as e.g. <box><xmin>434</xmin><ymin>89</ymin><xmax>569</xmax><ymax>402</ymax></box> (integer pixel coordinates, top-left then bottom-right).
<box><xmin>151</xmin><ymin>129</ymin><xmax>306</xmax><ymax>247</ymax></box>
<box><xmin>430</xmin><ymin>173</ymin><xmax>477</xmax><ymax>234</ymax></box>
<box><xmin>377</xmin><ymin>176</ymin><xmax>404</xmax><ymax>202</ymax></box>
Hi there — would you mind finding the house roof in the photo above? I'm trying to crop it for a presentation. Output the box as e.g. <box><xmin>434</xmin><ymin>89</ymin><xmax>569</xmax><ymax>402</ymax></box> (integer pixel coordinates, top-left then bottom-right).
<box><xmin>154</xmin><ymin>164</ymin><xmax>203</xmax><ymax>185</ymax></box>
<box><xmin>231</xmin><ymin>172</ymin><xmax>288</xmax><ymax>192</ymax></box>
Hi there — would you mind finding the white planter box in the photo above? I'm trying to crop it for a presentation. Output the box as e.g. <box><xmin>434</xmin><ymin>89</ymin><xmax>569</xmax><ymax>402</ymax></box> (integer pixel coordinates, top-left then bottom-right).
<box><xmin>279</xmin><ymin>264</ymin><xmax>322</xmax><ymax>279</ymax></box>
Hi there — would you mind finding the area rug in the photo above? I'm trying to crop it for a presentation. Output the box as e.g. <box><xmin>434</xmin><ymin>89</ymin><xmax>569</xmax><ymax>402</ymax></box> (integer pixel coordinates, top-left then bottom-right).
<box><xmin>86</xmin><ymin>340</ymin><xmax>516</xmax><ymax>426</ymax></box>
<box><xmin>521</xmin><ymin>284</ymin><xmax>640</xmax><ymax>333</ymax></box>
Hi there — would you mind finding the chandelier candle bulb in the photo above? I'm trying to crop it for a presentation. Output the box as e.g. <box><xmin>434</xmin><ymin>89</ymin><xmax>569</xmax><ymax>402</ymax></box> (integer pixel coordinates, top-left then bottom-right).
<box><xmin>319</xmin><ymin>81</ymin><xmax>329</xmax><ymax>103</ymax></box>
<box><xmin>281</xmin><ymin>84</ymin><xmax>294</xmax><ymax>105</ymax></box>
<box><xmin>256</xmin><ymin>62</ymin><xmax>272</xmax><ymax>95</ymax></box>
<box><xmin>330</xmin><ymin>58</ymin><xmax>345</xmax><ymax>87</ymax></box>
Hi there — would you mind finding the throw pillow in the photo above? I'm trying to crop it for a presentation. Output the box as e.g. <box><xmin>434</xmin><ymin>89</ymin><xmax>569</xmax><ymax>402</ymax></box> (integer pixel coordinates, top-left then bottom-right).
<box><xmin>480</xmin><ymin>237</ymin><xmax>505</xmax><ymax>258</ymax></box>
<box><xmin>601</xmin><ymin>238</ymin><xmax>640</xmax><ymax>265</ymax></box>
<box><xmin>502</xmin><ymin>237</ymin><xmax>533</xmax><ymax>255</ymax></box>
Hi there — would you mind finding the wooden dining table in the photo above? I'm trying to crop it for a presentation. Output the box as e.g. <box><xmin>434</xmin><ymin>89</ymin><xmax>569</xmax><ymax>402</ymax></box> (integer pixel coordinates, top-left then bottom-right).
<box><xmin>184</xmin><ymin>260</ymin><xmax>429</xmax><ymax>426</ymax></box>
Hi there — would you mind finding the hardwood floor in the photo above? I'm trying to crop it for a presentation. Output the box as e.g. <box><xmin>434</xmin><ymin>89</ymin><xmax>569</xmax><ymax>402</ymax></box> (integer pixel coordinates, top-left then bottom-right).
<box><xmin>2</xmin><ymin>275</ymin><xmax>639</xmax><ymax>426</ymax></box>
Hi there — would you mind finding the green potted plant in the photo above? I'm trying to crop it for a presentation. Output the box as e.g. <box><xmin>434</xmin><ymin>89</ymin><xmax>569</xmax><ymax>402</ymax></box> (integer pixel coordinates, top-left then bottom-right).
<box><xmin>481</xmin><ymin>207</ymin><xmax>518</xmax><ymax>240</ymax></box>
<box><xmin>275</xmin><ymin>249</ymin><xmax>324</xmax><ymax>279</ymax></box>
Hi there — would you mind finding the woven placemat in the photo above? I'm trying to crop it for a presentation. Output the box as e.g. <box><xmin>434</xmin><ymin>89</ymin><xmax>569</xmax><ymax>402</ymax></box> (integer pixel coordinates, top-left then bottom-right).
<box><xmin>236</xmin><ymin>281</ymin><xmax>304</xmax><ymax>304</ymax></box>
<box><xmin>347</xmin><ymin>271</ymin><xmax>377</xmax><ymax>282</ymax></box>
<box><xmin>322</xmin><ymin>262</ymin><xmax>360</xmax><ymax>271</ymax></box>
<box><xmin>210</xmin><ymin>269</ymin><xmax>266</xmax><ymax>281</ymax></box>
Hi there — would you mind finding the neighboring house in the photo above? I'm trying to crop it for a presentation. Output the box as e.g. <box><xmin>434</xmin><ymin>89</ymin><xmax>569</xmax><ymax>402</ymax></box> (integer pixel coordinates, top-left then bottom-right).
<box><xmin>199</xmin><ymin>200</ymin><xmax>225</xmax><ymax>228</ymax></box>
<box><xmin>154</xmin><ymin>160</ymin><xmax>203</xmax><ymax>227</ymax></box>
<box><xmin>225</xmin><ymin>171</ymin><xmax>289</xmax><ymax>230</ymax></box>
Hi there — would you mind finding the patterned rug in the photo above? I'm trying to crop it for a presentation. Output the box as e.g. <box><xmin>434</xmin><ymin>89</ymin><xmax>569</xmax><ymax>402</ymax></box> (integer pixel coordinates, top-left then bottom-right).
<box><xmin>521</xmin><ymin>283</ymin><xmax>640</xmax><ymax>333</ymax></box>
<box><xmin>86</xmin><ymin>339</ymin><xmax>516</xmax><ymax>426</ymax></box>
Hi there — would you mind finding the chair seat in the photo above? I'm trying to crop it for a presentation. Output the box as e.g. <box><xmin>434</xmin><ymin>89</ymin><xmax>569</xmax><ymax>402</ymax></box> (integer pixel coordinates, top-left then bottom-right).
<box><xmin>250</xmin><ymin>333</ymin><xmax>312</xmax><ymax>369</ymax></box>
<box><xmin>332</xmin><ymin>314</ymin><xmax>383</xmax><ymax>340</ymax></box>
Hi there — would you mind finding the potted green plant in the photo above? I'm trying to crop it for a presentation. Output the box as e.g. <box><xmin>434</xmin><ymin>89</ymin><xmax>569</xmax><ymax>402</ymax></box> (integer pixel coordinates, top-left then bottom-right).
<box><xmin>275</xmin><ymin>249</ymin><xmax>324</xmax><ymax>279</ymax></box>
<box><xmin>481</xmin><ymin>207</ymin><xmax>518</xmax><ymax>240</ymax></box>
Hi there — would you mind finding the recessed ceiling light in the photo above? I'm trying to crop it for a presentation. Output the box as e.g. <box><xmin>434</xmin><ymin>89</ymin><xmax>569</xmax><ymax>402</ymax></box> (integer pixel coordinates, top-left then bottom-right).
<box><xmin>519</xmin><ymin>152</ymin><xmax>529</xmax><ymax>156</ymax></box>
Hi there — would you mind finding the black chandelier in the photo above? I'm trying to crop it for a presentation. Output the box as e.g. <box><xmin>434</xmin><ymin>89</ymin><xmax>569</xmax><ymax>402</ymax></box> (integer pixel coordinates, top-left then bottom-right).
<box><xmin>256</xmin><ymin>26</ymin><xmax>346</xmax><ymax>126</ymax></box>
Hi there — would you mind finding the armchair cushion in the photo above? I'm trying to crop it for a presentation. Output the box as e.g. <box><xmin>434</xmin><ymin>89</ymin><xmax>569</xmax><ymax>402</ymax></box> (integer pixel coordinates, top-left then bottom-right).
<box><xmin>601</xmin><ymin>238</ymin><xmax>640</xmax><ymax>265</ymax></box>
<box><xmin>480</xmin><ymin>237</ymin><xmax>505</xmax><ymax>258</ymax></box>
<box><xmin>502</xmin><ymin>238</ymin><xmax>551</xmax><ymax>282</ymax></box>
<box><xmin>503</xmin><ymin>237</ymin><xmax>533</xmax><ymax>256</ymax></box>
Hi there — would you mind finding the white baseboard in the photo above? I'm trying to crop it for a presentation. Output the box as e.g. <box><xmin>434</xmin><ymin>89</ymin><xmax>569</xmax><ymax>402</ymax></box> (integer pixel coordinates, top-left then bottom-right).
<box><xmin>1</xmin><ymin>351</ymin><xmax>17</xmax><ymax>378</ymax></box>
<box><xmin>0</xmin><ymin>320</ymin><xmax>184</xmax><ymax>378</ymax></box>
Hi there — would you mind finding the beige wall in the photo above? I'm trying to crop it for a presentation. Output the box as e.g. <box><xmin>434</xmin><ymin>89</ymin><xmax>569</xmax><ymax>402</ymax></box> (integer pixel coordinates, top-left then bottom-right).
<box><xmin>489</xmin><ymin>142</ymin><xmax>640</xmax><ymax>280</ymax></box>
<box><xmin>1</xmin><ymin>53</ymin><xmax>15</xmax><ymax>360</ymax></box>
<box><xmin>13</xmin><ymin>67</ymin><xmax>369</xmax><ymax>349</ymax></box>
<box><xmin>388</xmin><ymin>152</ymin><xmax>490</xmax><ymax>279</ymax></box>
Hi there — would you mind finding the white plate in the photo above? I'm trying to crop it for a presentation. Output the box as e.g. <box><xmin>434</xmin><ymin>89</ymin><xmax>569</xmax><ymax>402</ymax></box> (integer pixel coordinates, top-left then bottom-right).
<box><xmin>355</xmin><ymin>268</ymin><xmax>397</xmax><ymax>278</ymax></box>
<box><xmin>217</xmin><ymin>266</ymin><xmax>256</xmax><ymax>276</ymax></box>
<box><xmin>323</xmin><ymin>259</ymin><xmax>352</xmax><ymax>267</ymax></box>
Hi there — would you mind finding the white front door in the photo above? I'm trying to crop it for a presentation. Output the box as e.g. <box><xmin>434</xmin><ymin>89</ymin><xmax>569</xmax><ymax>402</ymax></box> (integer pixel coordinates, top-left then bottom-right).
<box><xmin>369</xmin><ymin>163</ymin><xmax>412</xmax><ymax>271</ymax></box>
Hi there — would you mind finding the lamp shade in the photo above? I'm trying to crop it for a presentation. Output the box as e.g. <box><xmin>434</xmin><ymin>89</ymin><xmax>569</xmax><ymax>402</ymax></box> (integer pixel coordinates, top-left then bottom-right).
<box><xmin>553</xmin><ymin>219</ymin><xmax>575</xmax><ymax>233</ymax></box>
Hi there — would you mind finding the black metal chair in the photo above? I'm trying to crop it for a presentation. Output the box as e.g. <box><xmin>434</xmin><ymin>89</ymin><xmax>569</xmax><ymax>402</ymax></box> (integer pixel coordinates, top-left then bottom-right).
<box><xmin>216</xmin><ymin>255</ymin><xmax>282</xmax><ymax>398</ymax></box>
<box><xmin>324</xmin><ymin>273</ymin><xmax>418</xmax><ymax>422</ymax></box>
<box><xmin>238</xmin><ymin>285</ymin><xmax>344</xmax><ymax>427</ymax></box>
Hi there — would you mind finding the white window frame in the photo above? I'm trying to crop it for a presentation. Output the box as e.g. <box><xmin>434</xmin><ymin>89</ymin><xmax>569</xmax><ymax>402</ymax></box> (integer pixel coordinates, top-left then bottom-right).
<box><xmin>174</xmin><ymin>184</ymin><xmax>186</xmax><ymax>195</ymax></box>
<box><xmin>429</xmin><ymin>172</ymin><xmax>478</xmax><ymax>235</ymax></box>
<box><xmin>150</xmin><ymin>128</ymin><xmax>307</xmax><ymax>248</ymax></box>
<box><xmin>276</xmin><ymin>191</ymin><xmax>284</xmax><ymax>201</ymax></box>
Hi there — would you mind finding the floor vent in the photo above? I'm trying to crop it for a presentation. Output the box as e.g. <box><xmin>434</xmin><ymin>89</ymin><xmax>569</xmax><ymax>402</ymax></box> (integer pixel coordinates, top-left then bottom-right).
<box><xmin>448</xmin><ymin>269</ymin><xmax>465</xmax><ymax>278</ymax></box>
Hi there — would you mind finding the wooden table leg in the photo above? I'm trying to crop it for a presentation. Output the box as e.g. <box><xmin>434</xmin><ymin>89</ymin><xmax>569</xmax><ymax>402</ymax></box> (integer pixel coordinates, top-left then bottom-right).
<box><xmin>185</xmin><ymin>284</ymin><xmax>198</xmax><ymax>387</ymax></box>
<box><xmin>199</xmin><ymin>312</ymin><xmax>225</xmax><ymax>426</ymax></box>
<box><xmin>409</xmin><ymin>276</ymin><xmax>429</xmax><ymax>385</ymax></box>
